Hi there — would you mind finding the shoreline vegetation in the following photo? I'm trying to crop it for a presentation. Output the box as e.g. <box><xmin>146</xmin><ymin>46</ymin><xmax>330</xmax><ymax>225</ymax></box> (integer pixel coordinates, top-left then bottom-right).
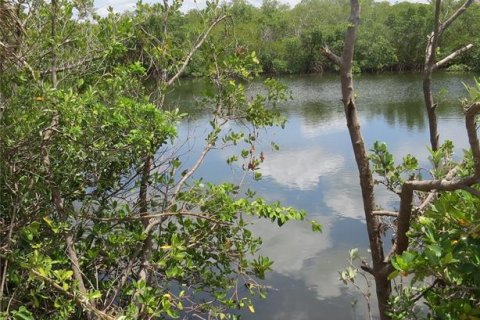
<box><xmin>178</xmin><ymin>0</ymin><xmax>480</xmax><ymax>77</ymax></box>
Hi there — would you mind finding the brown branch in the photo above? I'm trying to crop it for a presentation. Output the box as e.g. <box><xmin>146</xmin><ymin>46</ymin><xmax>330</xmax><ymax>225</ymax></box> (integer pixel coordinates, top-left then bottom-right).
<box><xmin>322</xmin><ymin>1</ymin><xmax>392</xmax><ymax>318</ymax></box>
<box><xmin>30</xmin><ymin>270</ymin><xmax>114</xmax><ymax>320</ymax></box>
<box><xmin>171</xmin><ymin>143</ymin><xmax>213</xmax><ymax>200</ymax></box>
<box><xmin>51</xmin><ymin>0</ymin><xmax>58</xmax><ymax>87</ymax></box>
<box><xmin>389</xmin><ymin>102</ymin><xmax>480</xmax><ymax>264</ymax></box>
<box><xmin>423</xmin><ymin>0</ymin><xmax>442</xmax><ymax>151</ymax></box>
<box><xmin>462</xmin><ymin>186</ymin><xmax>480</xmax><ymax>197</ymax></box>
<box><xmin>417</xmin><ymin>191</ymin><xmax>437</xmax><ymax>213</ymax></box>
<box><xmin>439</xmin><ymin>0</ymin><xmax>475</xmax><ymax>36</ymax></box>
<box><xmin>321</xmin><ymin>46</ymin><xmax>341</xmax><ymax>66</ymax></box>
<box><xmin>39</xmin><ymin>56</ymin><xmax>101</xmax><ymax>75</ymax></box>
<box><xmin>0</xmin><ymin>188</ymin><xmax>18</xmax><ymax>311</ymax></box>
<box><xmin>40</xmin><ymin>115</ymin><xmax>89</xmax><ymax>304</ymax></box>
<box><xmin>85</xmin><ymin>211</ymin><xmax>228</xmax><ymax>225</ymax></box>
<box><xmin>434</xmin><ymin>44</ymin><xmax>473</xmax><ymax>69</ymax></box>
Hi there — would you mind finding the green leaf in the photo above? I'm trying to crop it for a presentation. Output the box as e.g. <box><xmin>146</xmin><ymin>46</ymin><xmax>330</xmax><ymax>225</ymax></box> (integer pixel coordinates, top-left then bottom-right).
<box><xmin>311</xmin><ymin>220</ymin><xmax>322</xmax><ymax>232</ymax></box>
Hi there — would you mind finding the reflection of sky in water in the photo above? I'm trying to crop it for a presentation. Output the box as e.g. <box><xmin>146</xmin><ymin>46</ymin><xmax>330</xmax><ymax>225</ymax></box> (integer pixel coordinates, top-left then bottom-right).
<box><xmin>171</xmin><ymin>72</ymin><xmax>476</xmax><ymax>319</ymax></box>
<box><xmin>260</xmin><ymin>146</ymin><xmax>345</xmax><ymax>191</ymax></box>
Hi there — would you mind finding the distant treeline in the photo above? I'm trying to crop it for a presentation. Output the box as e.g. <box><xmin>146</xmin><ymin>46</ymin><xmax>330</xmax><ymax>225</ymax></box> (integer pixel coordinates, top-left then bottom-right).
<box><xmin>182</xmin><ymin>0</ymin><xmax>480</xmax><ymax>75</ymax></box>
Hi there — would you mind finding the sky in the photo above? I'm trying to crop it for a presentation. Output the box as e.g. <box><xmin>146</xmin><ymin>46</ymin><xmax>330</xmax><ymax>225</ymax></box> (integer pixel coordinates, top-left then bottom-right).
<box><xmin>95</xmin><ymin>0</ymin><xmax>224</xmax><ymax>15</ymax></box>
<box><xmin>94</xmin><ymin>0</ymin><xmax>426</xmax><ymax>16</ymax></box>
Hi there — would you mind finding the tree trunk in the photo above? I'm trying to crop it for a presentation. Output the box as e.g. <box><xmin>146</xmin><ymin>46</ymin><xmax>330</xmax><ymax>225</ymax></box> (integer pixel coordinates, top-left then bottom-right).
<box><xmin>423</xmin><ymin>0</ymin><xmax>474</xmax><ymax>151</ymax></box>
<box><xmin>422</xmin><ymin>73</ymin><xmax>439</xmax><ymax>151</ymax></box>
<box><xmin>324</xmin><ymin>1</ymin><xmax>391</xmax><ymax>318</ymax></box>
<box><xmin>51</xmin><ymin>0</ymin><xmax>58</xmax><ymax>88</ymax></box>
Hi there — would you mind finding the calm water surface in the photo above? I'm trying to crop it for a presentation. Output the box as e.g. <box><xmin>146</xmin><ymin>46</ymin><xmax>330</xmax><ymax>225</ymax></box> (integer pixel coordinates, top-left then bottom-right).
<box><xmin>169</xmin><ymin>72</ymin><xmax>478</xmax><ymax>319</ymax></box>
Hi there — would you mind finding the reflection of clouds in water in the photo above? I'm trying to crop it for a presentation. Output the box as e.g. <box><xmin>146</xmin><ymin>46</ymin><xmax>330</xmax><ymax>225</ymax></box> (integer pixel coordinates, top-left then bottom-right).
<box><xmin>326</xmin><ymin>190</ymin><xmax>364</xmax><ymax>220</ymax></box>
<box><xmin>323</xmin><ymin>172</ymin><xmax>399</xmax><ymax>220</ymax></box>
<box><xmin>250</xmin><ymin>218</ymin><xmax>332</xmax><ymax>273</ymax></box>
<box><xmin>249</xmin><ymin>217</ymin><xmax>358</xmax><ymax>300</ymax></box>
<box><xmin>300</xmin><ymin>116</ymin><xmax>345</xmax><ymax>139</ymax></box>
<box><xmin>260</xmin><ymin>147</ymin><xmax>344</xmax><ymax>190</ymax></box>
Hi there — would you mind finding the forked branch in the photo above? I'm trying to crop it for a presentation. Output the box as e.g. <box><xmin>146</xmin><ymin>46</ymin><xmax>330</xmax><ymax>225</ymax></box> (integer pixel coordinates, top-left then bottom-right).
<box><xmin>390</xmin><ymin>102</ymin><xmax>480</xmax><ymax>262</ymax></box>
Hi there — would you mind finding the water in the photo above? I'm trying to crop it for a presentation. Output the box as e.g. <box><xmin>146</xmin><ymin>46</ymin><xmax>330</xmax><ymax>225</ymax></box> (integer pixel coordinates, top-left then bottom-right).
<box><xmin>168</xmin><ymin>72</ymin><xmax>478</xmax><ymax>319</ymax></box>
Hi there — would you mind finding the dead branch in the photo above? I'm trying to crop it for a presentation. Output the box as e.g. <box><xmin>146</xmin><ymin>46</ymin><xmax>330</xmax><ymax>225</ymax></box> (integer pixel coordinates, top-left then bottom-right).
<box><xmin>321</xmin><ymin>46</ymin><xmax>342</xmax><ymax>66</ymax></box>
<box><xmin>434</xmin><ymin>44</ymin><xmax>474</xmax><ymax>69</ymax></box>
<box><xmin>373</xmin><ymin>211</ymin><xmax>398</xmax><ymax>217</ymax></box>
<box><xmin>439</xmin><ymin>0</ymin><xmax>475</xmax><ymax>36</ymax></box>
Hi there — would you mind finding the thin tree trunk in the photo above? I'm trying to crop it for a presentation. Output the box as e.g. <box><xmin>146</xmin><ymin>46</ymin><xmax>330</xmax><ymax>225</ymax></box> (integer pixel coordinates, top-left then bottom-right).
<box><xmin>51</xmin><ymin>0</ymin><xmax>57</xmax><ymax>87</ymax></box>
<box><xmin>135</xmin><ymin>154</ymin><xmax>153</xmax><ymax>319</ymax></box>
<box><xmin>323</xmin><ymin>1</ymin><xmax>391</xmax><ymax>318</ymax></box>
<box><xmin>423</xmin><ymin>0</ymin><xmax>474</xmax><ymax>151</ymax></box>
<box><xmin>422</xmin><ymin>0</ymin><xmax>441</xmax><ymax>151</ymax></box>
<box><xmin>41</xmin><ymin>115</ymin><xmax>92</xmax><ymax>319</ymax></box>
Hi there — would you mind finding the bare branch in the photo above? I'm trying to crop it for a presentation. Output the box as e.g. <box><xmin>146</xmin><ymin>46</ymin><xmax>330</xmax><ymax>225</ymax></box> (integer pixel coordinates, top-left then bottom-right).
<box><xmin>417</xmin><ymin>191</ymin><xmax>437</xmax><ymax>213</ymax></box>
<box><xmin>439</xmin><ymin>0</ymin><xmax>475</xmax><ymax>36</ymax></box>
<box><xmin>372</xmin><ymin>211</ymin><xmax>398</xmax><ymax>217</ymax></box>
<box><xmin>40</xmin><ymin>115</ymin><xmax>89</xmax><ymax>302</ymax></box>
<box><xmin>434</xmin><ymin>44</ymin><xmax>473</xmax><ymax>69</ymax></box>
<box><xmin>39</xmin><ymin>56</ymin><xmax>102</xmax><ymax>75</ymax></box>
<box><xmin>321</xmin><ymin>46</ymin><xmax>342</xmax><ymax>66</ymax></box>
<box><xmin>167</xmin><ymin>15</ymin><xmax>227</xmax><ymax>86</ymax></box>
<box><xmin>171</xmin><ymin>143</ymin><xmax>213</xmax><ymax>200</ymax></box>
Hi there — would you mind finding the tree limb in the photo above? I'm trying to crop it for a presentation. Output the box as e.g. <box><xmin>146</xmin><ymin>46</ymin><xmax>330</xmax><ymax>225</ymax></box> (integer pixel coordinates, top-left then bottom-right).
<box><xmin>439</xmin><ymin>0</ymin><xmax>475</xmax><ymax>36</ymax></box>
<box><xmin>321</xmin><ymin>46</ymin><xmax>342</xmax><ymax>66</ymax></box>
<box><xmin>434</xmin><ymin>44</ymin><xmax>473</xmax><ymax>69</ymax></box>
<box><xmin>389</xmin><ymin>102</ymin><xmax>480</xmax><ymax>263</ymax></box>
<box><xmin>372</xmin><ymin>211</ymin><xmax>398</xmax><ymax>217</ymax></box>
<box><xmin>30</xmin><ymin>270</ymin><xmax>114</xmax><ymax>320</ymax></box>
<box><xmin>40</xmin><ymin>115</ymin><xmax>89</xmax><ymax>306</ymax></box>
<box><xmin>462</xmin><ymin>186</ymin><xmax>480</xmax><ymax>197</ymax></box>
<box><xmin>167</xmin><ymin>15</ymin><xmax>227</xmax><ymax>86</ymax></box>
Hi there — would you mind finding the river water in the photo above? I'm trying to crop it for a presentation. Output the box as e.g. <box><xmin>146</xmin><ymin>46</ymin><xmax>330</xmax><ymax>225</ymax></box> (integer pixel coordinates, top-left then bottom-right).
<box><xmin>169</xmin><ymin>72</ymin><xmax>478</xmax><ymax>319</ymax></box>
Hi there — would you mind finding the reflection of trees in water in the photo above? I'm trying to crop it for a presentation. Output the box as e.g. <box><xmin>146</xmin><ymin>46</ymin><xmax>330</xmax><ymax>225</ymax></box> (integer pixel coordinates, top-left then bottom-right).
<box><xmin>295</xmin><ymin>101</ymin><xmax>339</xmax><ymax>126</ymax></box>
<box><xmin>363</xmin><ymin>98</ymin><xmax>465</xmax><ymax>131</ymax></box>
<box><xmin>165</xmin><ymin>79</ymin><xmax>213</xmax><ymax>121</ymax></box>
<box><xmin>367</xmin><ymin>100</ymin><xmax>427</xmax><ymax>130</ymax></box>
<box><xmin>166</xmin><ymin>72</ymin><xmax>474</xmax><ymax>127</ymax></box>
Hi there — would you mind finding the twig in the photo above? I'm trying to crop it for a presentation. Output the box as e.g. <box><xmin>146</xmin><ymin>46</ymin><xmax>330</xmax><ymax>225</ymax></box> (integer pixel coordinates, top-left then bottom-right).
<box><xmin>30</xmin><ymin>270</ymin><xmax>114</xmax><ymax>320</ymax></box>
<box><xmin>372</xmin><ymin>211</ymin><xmax>398</xmax><ymax>217</ymax></box>
<box><xmin>434</xmin><ymin>44</ymin><xmax>473</xmax><ymax>69</ymax></box>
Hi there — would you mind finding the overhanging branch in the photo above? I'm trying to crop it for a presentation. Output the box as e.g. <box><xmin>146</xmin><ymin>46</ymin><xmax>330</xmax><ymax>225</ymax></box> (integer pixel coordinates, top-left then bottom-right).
<box><xmin>439</xmin><ymin>0</ymin><xmax>475</xmax><ymax>36</ymax></box>
<box><xmin>321</xmin><ymin>46</ymin><xmax>342</xmax><ymax>66</ymax></box>
<box><xmin>434</xmin><ymin>44</ymin><xmax>473</xmax><ymax>70</ymax></box>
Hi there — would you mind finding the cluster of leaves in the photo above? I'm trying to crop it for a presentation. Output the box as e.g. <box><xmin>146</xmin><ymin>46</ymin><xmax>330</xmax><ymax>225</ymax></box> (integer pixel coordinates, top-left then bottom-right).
<box><xmin>368</xmin><ymin>136</ymin><xmax>480</xmax><ymax>319</ymax></box>
<box><xmin>0</xmin><ymin>1</ymin><xmax>318</xmax><ymax>319</ymax></box>
<box><xmin>370</xmin><ymin>141</ymin><xmax>420</xmax><ymax>193</ymax></box>
<box><xmin>389</xmin><ymin>189</ymin><xmax>480</xmax><ymax>319</ymax></box>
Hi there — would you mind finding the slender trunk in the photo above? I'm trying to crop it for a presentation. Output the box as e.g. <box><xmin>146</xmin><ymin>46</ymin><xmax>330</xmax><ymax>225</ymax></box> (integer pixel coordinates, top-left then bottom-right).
<box><xmin>138</xmin><ymin>155</ymin><xmax>153</xmax><ymax>279</ymax></box>
<box><xmin>135</xmin><ymin>154</ymin><xmax>153</xmax><ymax>319</ymax></box>
<box><xmin>423</xmin><ymin>0</ymin><xmax>474</xmax><ymax>151</ymax></box>
<box><xmin>422</xmin><ymin>0</ymin><xmax>441</xmax><ymax>151</ymax></box>
<box><xmin>422</xmin><ymin>73</ymin><xmax>439</xmax><ymax>151</ymax></box>
<box><xmin>51</xmin><ymin>0</ymin><xmax>58</xmax><ymax>87</ymax></box>
<box><xmin>338</xmin><ymin>1</ymin><xmax>391</xmax><ymax>318</ymax></box>
<box><xmin>41</xmin><ymin>115</ymin><xmax>91</xmax><ymax>318</ymax></box>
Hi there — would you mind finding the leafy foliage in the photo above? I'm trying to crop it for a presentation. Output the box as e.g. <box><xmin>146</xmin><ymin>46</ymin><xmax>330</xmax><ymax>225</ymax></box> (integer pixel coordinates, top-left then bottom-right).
<box><xmin>389</xmin><ymin>189</ymin><xmax>480</xmax><ymax>319</ymax></box>
<box><xmin>0</xmin><ymin>1</ymin><xmax>315</xmax><ymax>319</ymax></box>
